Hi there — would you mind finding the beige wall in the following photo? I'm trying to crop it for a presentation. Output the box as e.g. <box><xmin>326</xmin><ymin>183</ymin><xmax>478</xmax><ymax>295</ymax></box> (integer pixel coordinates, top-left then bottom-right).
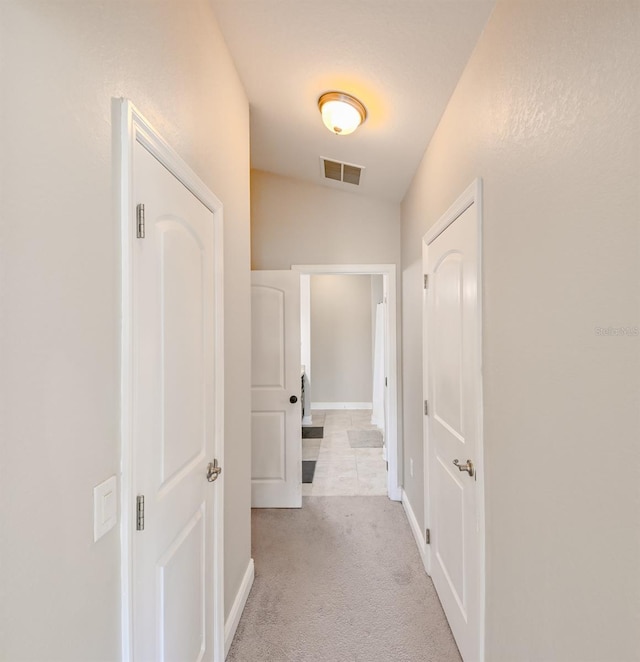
<box><xmin>251</xmin><ymin>170</ymin><xmax>401</xmax><ymax>269</ymax></box>
<box><xmin>310</xmin><ymin>275</ymin><xmax>373</xmax><ymax>404</ymax></box>
<box><xmin>0</xmin><ymin>1</ymin><xmax>251</xmax><ymax>658</ymax></box>
<box><xmin>401</xmin><ymin>1</ymin><xmax>640</xmax><ymax>659</ymax></box>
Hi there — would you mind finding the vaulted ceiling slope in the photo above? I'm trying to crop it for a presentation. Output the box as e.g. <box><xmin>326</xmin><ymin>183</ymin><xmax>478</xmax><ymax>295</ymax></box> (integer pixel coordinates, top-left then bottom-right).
<box><xmin>211</xmin><ymin>0</ymin><xmax>495</xmax><ymax>202</ymax></box>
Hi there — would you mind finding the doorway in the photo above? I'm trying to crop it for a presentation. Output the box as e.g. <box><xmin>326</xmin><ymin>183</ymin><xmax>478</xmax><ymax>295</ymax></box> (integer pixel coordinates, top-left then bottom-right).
<box><xmin>422</xmin><ymin>179</ymin><xmax>485</xmax><ymax>661</ymax></box>
<box><xmin>119</xmin><ymin>100</ymin><xmax>225</xmax><ymax>661</ymax></box>
<box><xmin>294</xmin><ymin>264</ymin><xmax>400</xmax><ymax>501</ymax></box>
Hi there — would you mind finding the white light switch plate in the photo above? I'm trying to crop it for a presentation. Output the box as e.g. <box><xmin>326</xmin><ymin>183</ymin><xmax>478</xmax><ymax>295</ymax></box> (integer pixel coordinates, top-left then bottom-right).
<box><xmin>94</xmin><ymin>475</ymin><xmax>117</xmax><ymax>542</ymax></box>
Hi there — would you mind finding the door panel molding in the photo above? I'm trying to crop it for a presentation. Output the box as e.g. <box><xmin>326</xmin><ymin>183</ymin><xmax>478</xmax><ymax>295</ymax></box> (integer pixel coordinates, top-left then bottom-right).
<box><xmin>118</xmin><ymin>99</ymin><xmax>225</xmax><ymax>662</ymax></box>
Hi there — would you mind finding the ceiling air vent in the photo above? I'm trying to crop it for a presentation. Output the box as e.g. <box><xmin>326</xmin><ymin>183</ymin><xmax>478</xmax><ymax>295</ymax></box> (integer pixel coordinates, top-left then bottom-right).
<box><xmin>320</xmin><ymin>157</ymin><xmax>365</xmax><ymax>186</ymax></box>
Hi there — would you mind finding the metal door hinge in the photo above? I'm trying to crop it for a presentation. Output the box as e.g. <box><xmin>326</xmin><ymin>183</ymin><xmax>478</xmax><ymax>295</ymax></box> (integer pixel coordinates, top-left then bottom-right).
<box><xmin>424</xmin><ymin>400</ymin><xmax>428</xmax><ymax>416</ymax></box>
<box><xmin>136</xmin><ymin>203</ymin><xmax>145</xmax><ymax>239</ymax></box>
<box><xmin>424</xmin><ymin>274</ymin><xmax>429</xmax><ymax>289</ymax></box>
<box><xmin>426</xmin><ymin>528</ymin><xmax>431</xmax><ymax>544</ymax></box>
<box><xmin>136</xmin><ymin>495</ymin><xmax>145</xmax><ymax>531</ymax></box>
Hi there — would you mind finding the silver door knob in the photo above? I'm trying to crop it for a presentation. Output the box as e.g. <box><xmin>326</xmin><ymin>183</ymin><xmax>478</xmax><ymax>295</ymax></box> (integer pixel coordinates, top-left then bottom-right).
<box><xmin>453</xmin><ymin>459</ymin><xmax>475</xmax><ymax>477</ymax></box>
<box><xmin>207</xmin><ymin>459</ymin><xmax>222</xmax><ymax>482</ymax></box>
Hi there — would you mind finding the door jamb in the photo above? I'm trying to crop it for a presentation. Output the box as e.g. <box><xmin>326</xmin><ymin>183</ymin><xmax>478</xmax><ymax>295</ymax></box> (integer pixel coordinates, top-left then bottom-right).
<box><xmin>422</xmin><ymin>178</ymin><xmax>485</xmax><ymax>658</ymax></box>
<box><xmin>117</xmin><ymin>98</ymin><xmax>225</xmax><ymax>661</ymax></box>
<box><xmin>300</xmin><ymin>274</ymin><xmax>313</xmax><ymax>425</ymax></box>
<box><xmin>292</xmin><ymin>263</ymin><xmax>401</xmax><ymax>501</ymax></box>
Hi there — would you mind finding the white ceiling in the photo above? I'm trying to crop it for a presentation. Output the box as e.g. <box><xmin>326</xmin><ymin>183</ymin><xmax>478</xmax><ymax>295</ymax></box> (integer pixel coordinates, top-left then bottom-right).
<box><xmin>211</xmin><ymin>0</ymin><xmax>495</xmax><ymax>203</ymax></box>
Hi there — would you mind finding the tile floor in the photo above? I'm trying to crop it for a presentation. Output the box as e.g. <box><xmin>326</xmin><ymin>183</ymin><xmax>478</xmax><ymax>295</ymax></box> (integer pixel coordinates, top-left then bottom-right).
<box><xmin>302</xmin><ymin>409</ymin><xmax>388</xmax><ymax>496</ymax></box>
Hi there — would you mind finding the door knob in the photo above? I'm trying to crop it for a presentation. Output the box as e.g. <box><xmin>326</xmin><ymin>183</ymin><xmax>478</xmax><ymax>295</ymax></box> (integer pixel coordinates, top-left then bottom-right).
<box><xmin>290</xmin><ymin>395</ymin><xmax>298</xmax><ymax>404</ymax></box>
<box><xmin>206</xmin><ymin>459</ymin><xmax>222</xmax><ymax>482</ymax></box>
<box><xmin>453</xmin><ymin>459</ymin><xmax>475</xmax><ymax>477</ymax></box>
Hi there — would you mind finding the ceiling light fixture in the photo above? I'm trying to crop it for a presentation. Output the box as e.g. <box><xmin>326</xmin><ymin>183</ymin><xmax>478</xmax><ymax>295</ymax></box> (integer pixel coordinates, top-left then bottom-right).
<box><xmin>318</xmin><ymin>91</ymin><xmax>367</xmax><ymax>136</ymax></box>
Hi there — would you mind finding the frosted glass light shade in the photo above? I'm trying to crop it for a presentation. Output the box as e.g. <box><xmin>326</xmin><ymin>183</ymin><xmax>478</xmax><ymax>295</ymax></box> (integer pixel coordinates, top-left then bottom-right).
<box><xmin>318</xmin><ymin>92</ymin><xmax>367</xmax><ymax>136</ymax></box>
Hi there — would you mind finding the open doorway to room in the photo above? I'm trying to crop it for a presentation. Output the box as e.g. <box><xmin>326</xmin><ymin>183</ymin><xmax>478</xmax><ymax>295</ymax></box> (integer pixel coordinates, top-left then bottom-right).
<box><xmin>294</xmin><ymin>264</ymin><xmax>400</xmax><ymax>501</ymax></box>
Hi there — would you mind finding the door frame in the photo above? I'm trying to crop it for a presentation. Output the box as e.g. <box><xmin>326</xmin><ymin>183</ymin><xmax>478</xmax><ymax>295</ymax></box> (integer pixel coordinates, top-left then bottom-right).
<box><xmin>117</xmin><ymin>99</ymin><xmax>225</xmax><ymax>661</ymax></box>
<box><xmin>422</xmin><ymin>178</ymin><xmax>485</xmax><ymax>658</ymax></box>
<box><xmin>292</xmin><ymin>263</ymin><xmax>401</xmax><ymax>501</ymax></box>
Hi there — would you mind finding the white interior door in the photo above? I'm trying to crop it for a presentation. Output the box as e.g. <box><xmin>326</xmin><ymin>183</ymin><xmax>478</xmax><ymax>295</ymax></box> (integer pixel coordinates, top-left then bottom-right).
<box><xmin>132</xmin><ymin>139</ymin><xmax>222</xmax><ymax>661</ymax></box>
<box><xmin>251</xmin><ymin>270</ymin><xmax>301</xmax><ymax>508</ymax></box>
<box><xmin>424</xmin><ymin>188</ymin><xmax>483</xmax><ymax>661</ymax></box>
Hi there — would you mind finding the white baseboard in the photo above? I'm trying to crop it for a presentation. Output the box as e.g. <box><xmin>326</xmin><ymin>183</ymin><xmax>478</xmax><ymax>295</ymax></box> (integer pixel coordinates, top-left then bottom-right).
<box><xmin>311</xmin><ymin>402</ymin><xmax>372</xmax><ymax>410</ymax></box>
<box><xmin>401</xmin><ymin>491</ymin><xmax>430</xmax><ymax>576</ymax></box>
<box><xmin>224</xmin><ymin>558</ymin><xmax>254</xmax><ymax>658</ymax></box>
<box><xmin>388</xmin><ymin>485</ymin><xmax>402</xmax><ymax>502</ymax></box>
<box><xmin>301</xmin><ymin>415</ymin><xmax>313</xmax><ymax>426</ymax></box>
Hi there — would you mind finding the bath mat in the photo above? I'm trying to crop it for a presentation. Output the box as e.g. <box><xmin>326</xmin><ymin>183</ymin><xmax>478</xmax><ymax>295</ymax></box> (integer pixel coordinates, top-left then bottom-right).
<box><xmin>302</xmin><ymin>460</ymin><xmax>317</xmax><ymax>483</ymax></box>
<box><xmin>302</xmin><ymin>426</ymin><xmax>324</xmax><ymax>439</ymax></box>
<box><xmin>347</xmin><ymin>429</ymin><xmax>383</xmax><ymax>448</ymax></box>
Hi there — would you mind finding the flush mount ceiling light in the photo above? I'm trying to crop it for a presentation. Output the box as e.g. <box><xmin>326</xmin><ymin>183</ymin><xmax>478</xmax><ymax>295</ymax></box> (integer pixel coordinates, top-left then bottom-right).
<box><xmin>318</xmin><ymin>91</ymin><xmax>367</xmax><ymax>136</ymax></box>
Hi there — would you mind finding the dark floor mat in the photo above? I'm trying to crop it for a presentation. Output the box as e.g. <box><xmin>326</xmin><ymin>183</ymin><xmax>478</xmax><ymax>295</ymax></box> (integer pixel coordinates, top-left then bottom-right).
<box><xmin>302</xmin><ymin>426</ymin><xmax>324</xmax><ymax>439</ymax></box>
<box><xmin>302</xmin><ymin>460</ymin><xmax>317</xmax><ymax>483</ymax></box>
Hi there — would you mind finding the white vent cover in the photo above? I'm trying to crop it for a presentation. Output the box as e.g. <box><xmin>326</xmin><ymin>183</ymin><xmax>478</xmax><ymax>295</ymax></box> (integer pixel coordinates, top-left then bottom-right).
<box><xmin>319</xmin><ymin>157</ymin><xmax>365</xmax><ymax>186</ymax></box>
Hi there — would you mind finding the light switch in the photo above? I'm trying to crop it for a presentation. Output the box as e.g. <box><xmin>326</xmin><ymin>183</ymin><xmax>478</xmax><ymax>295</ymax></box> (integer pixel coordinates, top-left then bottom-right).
<box><xmin>94</xmin><ymin>475</ymin><xmax>118</xmax><ymax>542</ymax></box>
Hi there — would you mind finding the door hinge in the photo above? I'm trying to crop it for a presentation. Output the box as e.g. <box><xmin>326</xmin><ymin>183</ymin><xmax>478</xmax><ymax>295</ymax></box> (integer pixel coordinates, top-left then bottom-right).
<box><xmin>136</xmin><ymin>203</ymin><xmax>145</xmax><ymax>239</ymax></box>
<box><xmin>426</xmin><ymin>528</ymin><xmax>431</xmax><ymax>545</ymax></box>
<box><xmin>424</xmin><ymin>400</ymin><xmax>428</xmax><ymax>416</ymax></box>
<box><xmin>136</xmin><ymin>495</ymin><xmax>145</xmax><ymax>531</ymax></box>
<box><xmin>385</xmin><ymin>377</ymin><xmax>388</xmax><ymax>387</ymax></box>
<box><xmin>424</xmin><ymin>274</ymin><xmax>429</xmax><ymax>289</ymax></box>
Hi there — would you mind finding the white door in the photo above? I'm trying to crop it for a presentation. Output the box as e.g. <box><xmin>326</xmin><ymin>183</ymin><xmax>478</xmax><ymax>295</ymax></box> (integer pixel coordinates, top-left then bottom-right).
<box><xmin>251</xmin><ymin>270</ymin><xmax>301</xmax><ymax>508</ymax></box>
<box><xmin>132</xmin><ymin>139</ymin><xmax>222</xmax><ymax>661</ymax></box>
<box><xmin>424</xmin><ymin>189</ymin><xmax>483</xmax><ymax>661</ymax></box>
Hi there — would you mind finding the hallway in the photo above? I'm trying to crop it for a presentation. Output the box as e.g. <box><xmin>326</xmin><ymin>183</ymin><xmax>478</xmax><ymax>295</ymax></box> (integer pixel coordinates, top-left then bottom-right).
<box><xmin>227</xmin><ymin>497</ymin><xmax>461</xmax><ymax>662</ymax></box>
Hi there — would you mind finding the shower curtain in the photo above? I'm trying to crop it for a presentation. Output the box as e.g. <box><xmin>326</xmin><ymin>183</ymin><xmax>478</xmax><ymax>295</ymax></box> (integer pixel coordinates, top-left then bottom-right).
<box><xmin>371</xmin><ymin>302</ymin><xmax>385</xmax><ymax>429</ymax></box>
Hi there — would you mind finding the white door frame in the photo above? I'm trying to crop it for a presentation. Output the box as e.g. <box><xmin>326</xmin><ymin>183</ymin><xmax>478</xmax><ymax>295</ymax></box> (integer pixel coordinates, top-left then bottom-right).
<box><xmin>118</xmin><ymin>99</ymin><xmax>225</xmax><ymax>661</ymax></box>
<box><xmin>300</xmin><ymin>274</ymin><xmax>313</xmax><ymax>425</ymax></box>
<box><xmin>292</xmin><ymin>264</ymin><xmax>401</xmax><ymax>501</ymax></box>
<box><xmin>422</xmin><ymin>178</ymin><xmax>485</xmax><ymax>657</ymax></box>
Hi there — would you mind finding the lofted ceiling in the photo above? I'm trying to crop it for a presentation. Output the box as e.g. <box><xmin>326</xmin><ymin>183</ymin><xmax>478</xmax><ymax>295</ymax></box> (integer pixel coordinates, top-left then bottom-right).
<box><xmin>211</xmin><ymin>0</ymin><xmax>495</xmax><ymax>203</ymax></box>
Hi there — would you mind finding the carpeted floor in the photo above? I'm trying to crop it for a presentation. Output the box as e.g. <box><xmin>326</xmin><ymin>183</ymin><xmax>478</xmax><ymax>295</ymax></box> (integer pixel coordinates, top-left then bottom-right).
<box><xmin>227</xmin><ymin>497</ymin><xmax>461</xmax><ymax>662</ymax></box>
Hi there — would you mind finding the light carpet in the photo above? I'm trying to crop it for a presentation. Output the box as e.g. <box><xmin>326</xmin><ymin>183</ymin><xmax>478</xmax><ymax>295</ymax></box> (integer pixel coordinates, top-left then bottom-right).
<box><xmin>227</xmin><ymin>496</ymin><xmax>461</xmax><ymax>662</ymax></box>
